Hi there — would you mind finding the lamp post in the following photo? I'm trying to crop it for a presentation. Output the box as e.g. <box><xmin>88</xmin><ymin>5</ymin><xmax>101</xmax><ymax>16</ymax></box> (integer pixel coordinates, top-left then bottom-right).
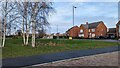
<box><xmin>73</xmin><ymin>6</ymin><xmax>77</xmax><ymax>39</ymax></box>
<box><xmin>56</xmin><ymin>24</ymin><xmax>59</xmax><ymax>39</ymax></box>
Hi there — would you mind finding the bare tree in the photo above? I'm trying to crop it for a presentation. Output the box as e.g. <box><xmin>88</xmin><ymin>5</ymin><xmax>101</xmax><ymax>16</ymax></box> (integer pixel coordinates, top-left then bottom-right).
<box><xmin>0</xmin><ymin>0</ymin><xmax>54</xmax><ymax>47</ymax></box>
<box><xmin>29</xmin><ymin>2</ymin><xmax>54</xmax><ymax>47</ymax></box>
<box><xmin>17</xmin><ymin>2</ymin><xmax>30</xmax><ymax>45</ymax></box>
<box><xmin>1</xmin><ymin>1</ymin><xmax>8</xmax><ymax>47</ymax></box>
<box><xmin>0</xmin><ymin>1</ymin><xmax>19</xmax><ymax>47</ymax></box>
<box><xmin>30</xmin><ymin>2</ymin><xmax>39</xmax><ymax>47</ymax></box>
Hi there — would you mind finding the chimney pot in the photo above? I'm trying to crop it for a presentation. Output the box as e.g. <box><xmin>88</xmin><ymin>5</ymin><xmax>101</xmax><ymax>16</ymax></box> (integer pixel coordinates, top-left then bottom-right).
<box><xmin>86</xmin><ymin>22</ymin><xmax>88</xmax><ymax>25</ymax></box>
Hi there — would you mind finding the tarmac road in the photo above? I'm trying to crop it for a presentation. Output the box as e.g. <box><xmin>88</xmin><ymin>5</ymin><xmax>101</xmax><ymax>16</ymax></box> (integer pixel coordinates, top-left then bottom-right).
<box><xmin>2</xmin><ymin>46</ymin><xmax>119</xmax><ymax>67</ymax></box>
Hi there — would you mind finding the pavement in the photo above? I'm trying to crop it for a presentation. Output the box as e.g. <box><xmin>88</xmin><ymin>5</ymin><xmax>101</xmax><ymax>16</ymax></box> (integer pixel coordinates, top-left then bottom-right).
<box><xmin>91</xmin><ymin>39</ymin><xmax>120</xmax><ymax>43</ymax></box>
<box><xmin>39</xmin><ymin>51</ymin><xmax>119</xmax><ymax>66</ymax></box>
<box><xmin>79</xmin><ymin>39</ymin><xmax>120</xmax><ymax>43</ymax></box>
<box><xmin>2</xmin><ymin>46</ymin><xmax>119</xmax><ymax>67</ymax></box>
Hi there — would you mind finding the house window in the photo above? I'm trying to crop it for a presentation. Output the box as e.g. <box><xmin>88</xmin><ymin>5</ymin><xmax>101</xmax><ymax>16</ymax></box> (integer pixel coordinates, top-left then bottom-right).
<box><xmin>89</xmin><ymin>29</ymin><xmax>90</xmax><ymax>32</ymax></box>
<box><xmin>107</xmin><ymin>29</ymin><xmax>109</xmax><ymax>32</ymax></box>
<box><xmin>89</xmin><ymin>33</ymin><xmax>92</xmax><ymax>36</ymax></box>
<box><xmin>79</xmin><ymin>34</ymin><xmax>84</xmax><ymax>37</ymax></box>
<box><xmin>92</xmin><ymin>29</ymin><xmax>95</xmax><ymax>32</ymax></box>
<box><xmin>92</xmin><ymin>34</ymin><xmax>95</xmax><ymax>37</ymax></box>
<box><xmin>80</xmin><ymin>29</ymin><xmax>83</xmax><ymax>33</ymax></box>
<box><xmin>89</xmin><ymin>33</ymin><xmax>92</xmax><ymax>38</ymax></box>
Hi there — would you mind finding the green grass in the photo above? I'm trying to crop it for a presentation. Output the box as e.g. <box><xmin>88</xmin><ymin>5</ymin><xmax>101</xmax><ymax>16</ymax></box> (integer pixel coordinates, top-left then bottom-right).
<box><xmin>2</xmin><ymin>38</ymin><xmax>120</xmax><ymax>59</ymax></box>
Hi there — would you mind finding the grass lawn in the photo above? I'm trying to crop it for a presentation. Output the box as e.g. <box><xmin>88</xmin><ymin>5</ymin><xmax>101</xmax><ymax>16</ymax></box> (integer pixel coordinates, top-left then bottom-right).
<box><xmin>2</xmin><ymin>38</ymin><xmax>120</xmax><ymax>59</ymax></box>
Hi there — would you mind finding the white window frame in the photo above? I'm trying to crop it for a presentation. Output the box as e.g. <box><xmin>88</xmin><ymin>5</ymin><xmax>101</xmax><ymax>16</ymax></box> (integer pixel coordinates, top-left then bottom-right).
<box><xmin>92</xmin><ymin>29</ymin><xmax>95</xmax><ymax>32</ymax></box>
<box><xmin>92</xmin><ymin>34</ymin><xmax>95</xmax><ymax>37</ymax></box>
<box><xmin>89</xmin><ymin>29</ymin><xmax>90</xmax><ymax>32</ymax></box>
<box><xmin>107</xmin><ymin>29</ymin><xmax>109</xmax><ymax>32</ymax></box>
<box><xmin>89</xmin><ymin>33</ymin><xmax>92</xmax><ymax>36</ymax></box>
<box><xmin>79</xmin><ymin>34</ymin><xmax>84</xmax><ymax>37</ymax></box>
<box><xmin>80</xmin><ymin>29</ymin><xmax>83</xmax><ymax>33</ymax></box>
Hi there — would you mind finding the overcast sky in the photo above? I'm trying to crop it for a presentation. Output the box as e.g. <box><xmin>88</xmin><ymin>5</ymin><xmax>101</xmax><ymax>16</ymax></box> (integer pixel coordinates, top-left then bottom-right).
<box><xmin>1</xmin><ymin>0</ymin><xmax>120</xmax><ymax>34</ymax></box>
<box><xmin>46</xmin><ymin>1</ymin><xmax>119</xmax><ymax>34</ymax></box>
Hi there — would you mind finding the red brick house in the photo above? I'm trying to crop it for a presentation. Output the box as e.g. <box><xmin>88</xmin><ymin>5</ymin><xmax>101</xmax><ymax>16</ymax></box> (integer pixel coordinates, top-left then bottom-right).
<box><xmin>107</xmin><ymin>28</ymin><xmax>116</xmax><ymax>38</ymax></box>
<box><xmin>66</xmin><ymin>26</ymin><xmax>79</xmax><ymax>37</ymax></box>
<box><xmin>78</xmin><ymin>21</ymin><xmax>107</xmax><ymax>38</ymax></box>
<box><xmin>116</xmin><ymin>21</ymin><xmax>120</xmax><ymax>37</ymax></box>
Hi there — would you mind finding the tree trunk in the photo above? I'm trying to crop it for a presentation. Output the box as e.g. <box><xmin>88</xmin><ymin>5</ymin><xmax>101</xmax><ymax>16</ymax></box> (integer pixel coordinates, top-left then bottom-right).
<box><xmin>26</xmin><ymin>33</ymin><xmax>29</xmax><ymax>45</ymax></box>
<box><xmin>24</xmin><ymin>2</ymin><xmax>29</xmax><ymax>46</ymax></box>
<box><xmin>22</xmin><ymin>18</ymin><xmax>26</xmax><ymax>45</ymax></box>
<box><xmin>26</xmin><ymin>20</ymin><xmax>31</xmax><ymax>46</ymax></box>
<box><xmin>2</xmin><ymin>33</ymin><xmax>5</xmax><ymax>47</ymax></box>
<box><xmin>31</xmin><ymin>3</ymin><xmax>39</xmax><ymax>47</ymax></box>
<box><xmin>0</xmin><ymin>34</ymin><xmax>2</xmax><ymax>47</ymax></box>
<box><xmin>0</xmin><ymin>20</ymin><xmax>2</xmax><ymax>47</ymax></box>
<box><xmin>32</xmin><ymin>19</ymin><xmax>35</xmax><ymax>47</ymax></box>
<box><xmin>32</xmin><ymin>33</ymin><xmax>35</xmax><ymax>47</ymax></box>
<box><xmin>26</xmin><ymin>27</ymin><xmax>29</xmax><ymax>45</ymax></box>
<box><xmin>2</xmin><ymin>17</ymin><xmax>6</xmax><ymax>47</ymax></box>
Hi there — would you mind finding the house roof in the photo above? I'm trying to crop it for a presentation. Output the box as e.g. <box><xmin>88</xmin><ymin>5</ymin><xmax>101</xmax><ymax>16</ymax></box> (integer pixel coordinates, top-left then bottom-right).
<box><xmin>81</xmin><ymin>24</ymin><xmax>88</xmax><ymax>28</ymax></box>
<box><xmin>88</xmin><ymin>21</ymin><xmax>102</xmax><ymax>29</ymax></box>
<box><xmin>117</xmin><ymin>21</ymin><xmax>120</xmax><ymax>25</ymax></box>
<box><xmin>82</xmin><ymin>21</ymin><xmax>103</xmax><ymax>29</ymax></box>
<box><xmin>108</xmin><ymin>28</ymin><xmax>116</xmax><ymax>33</ymax></box>
<box><xmin>66</xmin><ymin>26</ymin><xmax>78</xmax><ymax>33</ymax></box>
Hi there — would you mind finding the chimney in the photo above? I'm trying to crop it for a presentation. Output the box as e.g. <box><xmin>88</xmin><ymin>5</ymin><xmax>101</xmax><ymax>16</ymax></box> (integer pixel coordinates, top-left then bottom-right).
<box><xmin>86</xmin><ymin>22</ymin><xmax>88</xmax><ymax>25</ymax></box>
<box><xmin>86</xmin><ymin>22</ymin><xmax>89</xmax><ymax>29</ymax></box>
